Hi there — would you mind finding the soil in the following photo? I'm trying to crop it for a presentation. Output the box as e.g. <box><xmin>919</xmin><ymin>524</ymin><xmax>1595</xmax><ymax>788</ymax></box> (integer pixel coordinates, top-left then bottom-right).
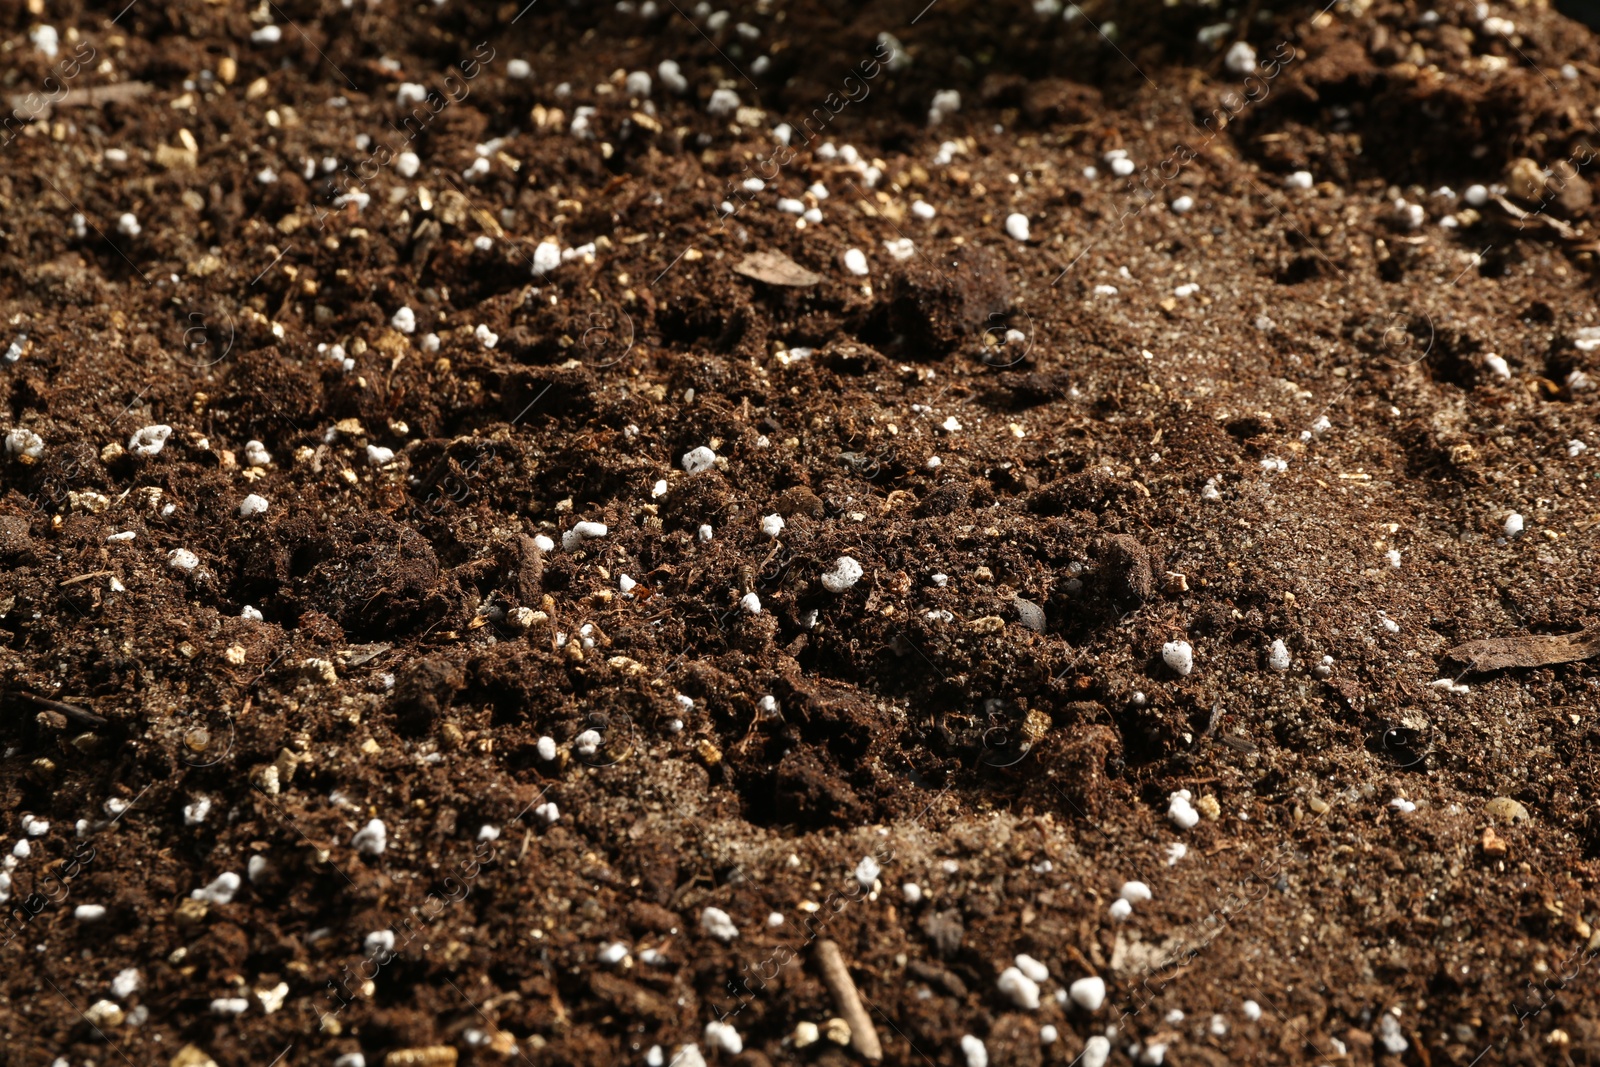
<box><xmin>3</xmin><ymin>0</ymin><xmax>1600</xmax><ymax>1065</ymax></box>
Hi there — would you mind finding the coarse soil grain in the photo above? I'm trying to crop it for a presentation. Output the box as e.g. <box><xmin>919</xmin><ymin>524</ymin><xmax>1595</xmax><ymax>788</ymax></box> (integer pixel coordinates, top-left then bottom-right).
<box><xmin>1</xmin><ymin>0</ymin><xmax>1599</xmax><ymax>1065</ymax></box>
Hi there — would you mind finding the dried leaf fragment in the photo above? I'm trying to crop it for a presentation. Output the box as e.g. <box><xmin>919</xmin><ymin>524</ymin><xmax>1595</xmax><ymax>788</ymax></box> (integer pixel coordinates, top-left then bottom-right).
<box><xmin>733</xmin><ymin>250</ymin><xmax>822</xmax><ymax>287</ymax></box>
<box><xmin>1444</xmin><ymin>626</ymin><xmax>1600</xmax><ymax>672</ymax></box>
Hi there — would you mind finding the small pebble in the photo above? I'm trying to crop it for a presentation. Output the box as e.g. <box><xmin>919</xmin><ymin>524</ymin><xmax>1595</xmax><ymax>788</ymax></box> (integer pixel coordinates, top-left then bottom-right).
<box><xmin>1070</xmin><ymin>975</ymin><xmax>1106</xmax><ymax>1011</ymax></box>
<box><xmin>997</xmin><ymin>967</ymin><xmax>1041</xmax><ymax>1010</ymax></box>
<box><xmin>1162</xmin><ymin>640</ymin><xmax>1194</xmax><ymax>676</ymax></box>
<box><xmin>128</xmin><ymin>424</ymin><xmax>173</xmax><ymax>457</ymax></box>
<box><xmin>681</xmin><ymin>446</ymin><xmax>717</xmax><ymax>474</ymax></box>
<box><xmin>700</xmin><ymin>906</ymin><xmax>739</xmax><ymax>942</ymax></box>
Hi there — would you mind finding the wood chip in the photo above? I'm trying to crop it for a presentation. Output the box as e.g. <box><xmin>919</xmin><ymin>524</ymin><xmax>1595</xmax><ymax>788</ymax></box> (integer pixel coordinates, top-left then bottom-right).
<box><xmin>733</xmin><ymin>250</ymin><xmax>822</xmax><ymax>287</ymax></box>
<box><xmin>814</xmin><ymin>939</ymin><xmax>882</xmax><ymax>1061</ymax></box>
<box><xmin>11</xmin><ymin>81</ymin><xmax>155</xmax><ymax>121</ymax></box>
<box><xmin>1444</xmin><ymin>626</ymin><xmax>1600</xmax><ymax>672</ymax></box>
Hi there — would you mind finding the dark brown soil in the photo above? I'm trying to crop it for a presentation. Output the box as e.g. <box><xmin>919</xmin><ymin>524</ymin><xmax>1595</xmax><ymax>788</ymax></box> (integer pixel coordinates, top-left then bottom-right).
<box><xmin>3</xmin><ymin>1</ymin><xmax>1600</xmax><ymax>1065</ymax></box>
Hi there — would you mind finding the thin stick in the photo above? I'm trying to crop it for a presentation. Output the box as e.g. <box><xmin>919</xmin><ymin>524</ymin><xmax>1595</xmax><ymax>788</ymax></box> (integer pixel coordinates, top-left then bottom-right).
<box><xmin>815</xmin><ymin>939</ymin><xmax>882</xmax><ymax>1062</ymax></box>
<box><xmin>20</xmin><ymin>693</ymin><xmax>108</xmax><ymax>727</ymax></box>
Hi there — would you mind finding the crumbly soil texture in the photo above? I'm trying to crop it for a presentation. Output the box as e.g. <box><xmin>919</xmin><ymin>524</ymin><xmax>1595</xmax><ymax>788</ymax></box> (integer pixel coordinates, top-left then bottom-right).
<box><xmin>3</xmin><ymin>0</ymin><xmax>1600</xmax><ymax>1064</ymax></box>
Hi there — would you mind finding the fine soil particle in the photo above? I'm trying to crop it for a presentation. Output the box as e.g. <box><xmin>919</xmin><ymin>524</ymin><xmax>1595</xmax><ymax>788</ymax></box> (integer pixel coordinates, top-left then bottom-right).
<box><xmin>2</xmin><ymin>2</ymin><xmax>1600</xmax><ymax>1066</ymax></box>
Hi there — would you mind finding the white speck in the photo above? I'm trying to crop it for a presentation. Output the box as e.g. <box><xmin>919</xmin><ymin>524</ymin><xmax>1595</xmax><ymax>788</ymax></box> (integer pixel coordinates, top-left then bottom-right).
<box><xmin>115</xmin><ymin>211</ymin><xmax>142</xmax><ymax>237</ymax></box>
<box><xmin>1140</xmin><ymin>1042</ymin><xmax>1168</xmax><ymax>1064</ymax></box>
<box><xmin>3</xmin><ymin>429</ymin><xmax>44</xmax><ymax>459</ymax></box>
<box><xmin>352</xmin><ymin>818</ymin><xmax>388</xmax><ymax>856</ymax></box>
<box><xmin>855</xmin><ymin>855</ymin><xmax>881</xmax><ymax>888</ymax></box>
<box><xmin>1260</xmin><ymin>457</ymin><xmax>1287</xmax><ymax>472</ymax></box>
<box><xmin>998</xmin><ymin>966</ymin><xmax>1041</xmax><ymax>1009</ymax></box>
<box><xmin>1464</xmin><ymin>183</ymin><xmax>1488</xmax><ymax>206</ymax></box>
<box><xmin>912</xmin><ymin>200</ymin><xmax>937</xmax><ymax>220</ymax></box>
<box><xmin>704</xmin><ymin>1021</ymin><xmax>742</xmax><ymax>1055</ymax></box>
<box><xmin>740</xmin><ymin>591</ymin><xmax>762</xmax><ymax>614</ymax></box>
<box><xmin>598</xmin><ymin>942</ymin><xmax>629</xmax><ymax>966</ymax></box>
<box><xmin>191</xmin><ymin>871</ymin><xmax>242</xmax><ymax>905</ymax></box>
<box><xmin>1108</xmin><ymin>898</ymin><xmax>1133</xmax><ymax>921</ymax></box>
<box><xmin>1170</xmin><ymin>194</ymin><xmax>1194</xmax><ymax>214</ymax></box>
<box><xmin>535</xmin><ymin>736</ymin><xmax>558</xmax><ymax>763</ymax></box>
<box><xmin>1093</xmin><ymin>284</ymin><xmax>1119</xmax><ymax>296</ymax></box>
<box><xmin>1162</xmin><ymin>640</ymin><xmax>1193</xmax><ymax>676</ymax></box>
<box><xmin>243</xmin><ymin>440</ymin><xmax>273</xmax><ymax>467</ymax></box>
<box><xmin>1379</xmin><ymin>1014</ymin><xmax>1409</xmax><ymax>1054</ymax></box>
<box><xmin>533</xmin><ymin>239</ymin><xmax>562</xmax><ymax>275</ymax></box>
<box><xmin>238</xmin><ymin>494</ymin><xmax>269</xmax><ymax>518</ymax></box>
<box><xmin>884</xmin><ymin>237</ymin><xmax>916</xmax><ymax>261</ymax></box>
<box><xmin>646</xmin><ymin>1048</ymin><xmax>665</xmax><ymax>1067</ymax></box>
<box><xmin>1014</xmin><ymin>954</ymin><xmax>1049</xmax><ymax>983</ymax></box>
<box><xmin>1110</xmin><ymin>156</ymin><xmax>1135</xmax><ymax>177</ymax></box>
<box><xmin>184</xmin><ymin>798</ymin><xmax>212</xmax><ymax>825</ymax></box>
<box><xmin>1391</xmin><ymin>198</ymin><xmax>1425</xmax><ymax>230</ymax></box>
<box><xmin>1503</xmin><ymin>512</ymin><xmax>1524</xmax><ymax>537</ymax></box>
<box><xmin>388</xmin><ymin>306</ymin><xmax>418</xmax><ymax>335</ymax></box>
<box><xmin>211</xmin><ymin>997</ymin><xmax>250</xmax><ymax>1015</ymax></box>
<box><xmin>1005</xmin><ymin>213</ymin><xmax>1031</xmax><ymax>241</ymax></box>
<box><xmin>395</xmin><ymin>151</ymin><xmax>421</xmax><ymax>178</ymax></box>
<box><xmin>74</xmin><ymin>904</ymin><xmax>107</xmax><ymax>922</ymax></box>
<box><xmin>562</xmin><ymin>521</ymin><xmax>609</xmax><ymax>550</ymax></box>
<box><xmin>396</xmin><ymin>82</ymin><xmax>427</xmax><ymax>107</ymax></box>
<box><xmin>625</xmin><ymin>70</ymin><xmax>652</xmax><ymax>96</ymax></box>
<box><xmin>658</xmin><ymin>59</ymin><xmax>688</xmax><ymax>94</ymax></box>
<box><xmin>535</xmin><ymin>801</ymin><xmax>560</xmax><ymax>824</ymax></box>
<box><xmin>1038</xmin><ymin>1024</ymin><xmax>1058</xmax><ymax>1045</ymax></box>
<box><xmin>1080</xmin><ymin>1035</ymin><xmax>1112</xmax><ymax>1067</ymax></box>
<box><xmin>364</xmin><ymin>930</ymin><xmax>396</xmax><ymax>958</ymax></box>
<box><xmin>168</xmin><ymin>548</ymin><xmax>200</xmax><ymax>573</ymax></box>
<box><xmin>766</xmin><ymin>911</ymin><xmax>785</xmax><ymax>928</ymax></box>
<box><xmin>1386</xmin><ymin>549</ymin><xmax>1402</xmax><ymax>568</ymax></box>
<box><xmin>1062</xmin><ymin>975</ymin><xmax>1106</xmax><ymax>1013</ymax></box>
<box><xmin>475</xmin><ymin>324</ymin><xmax>499</xmax><ymax>349</ymax></box>
<box><xmin>248</xmin><ymin>855</ymin><xmax>269</xmax><ymax>882</ymax></box>
<box><xmin>926</xmin><ymin>456</ymin><xmax>942</xmax><ymax>470</ymax></box>
<box><xmin>1168</xmin><ymin>790</ymin><xmax>1200</xmax><ymax>830</ymax></box>
<box><xmin>1568</xmin><ymin>439</ymin><xmax>1588</xmax><ymax>457</ymax></box>
<box><xmin>1119</xmin><ymin>880</ymin><xmax>1152</xmax><ymax>903</ymax></box>
<box><xmin>1268</xmin><ymin>639</ymin><xmax>1291</xmax><ymax>671</ymax></box>
<box><xmin>1224</xmin><ymin>40</ymin><xmax>1257</xmax><ymax>74</ymax></box>
<box><xmin>574</xmin><ymin>729</ymin><xmax>602</xmax><ymax>757</ymax></box>
<box><xmin>681</xmin><ymin>445</ymin><xmax>717</xmax><ymax>473</ymax></box>
<box><xmin>941</xmin><ymin>416</ymin><xmax>962</xmax><ymax>432</ymax></box>
<box><xmin>698</xmin><ymin>524</ymin><xmax>714</xmax><ymax>542</ymax></box>
<box><xmin>1285</xmin><ymin>170</ymin><xmax>1313</xmax><ymax>190</ymax></box>
<box><xmin>1243</xmin><ymin>999</ymin><xmax>1263</xmax><ymax>1021</ymax></box>
<box><xmin>533</xmin><ymin>534</ymin><xmax>555</xmax><ymax>552</ymax></box>
<box><xmin>761</xmin><ymin>513</ymin><xmax>785</xmax><ymax>538</ymax></box>
<box><xmin>1485</xmin><ymin>353</ymin><xmax>1510</xmax><ymax>378</ymax></box>
<box><xmin>928</xmin><ymin>88</ymin><xmax>962</xmax><ymax>126</ymax></box>
<box><xmin>129</xmin><ymin>424</ymin><xmax>172</xmax><ymax>456</ymax></box>
<box><xmin>111</xmin><ymin>968</ymin><xmax>142</xmax><ymax>999</ymax></box>
<box><xmin>1390</xmin><ymin>797</ymin><xmax>1417</xmax><ymax>813</ymax></box>
<box><xmin>1173</xmin><ymin>283</ymin><xmax>1199</xmax><ymax>298</ymax></box>
<box><xmin>822</xmin><ymin>556</ymin><xmax>864</xmax><ymax>593</ymax></box>
<box><xmin>30</xmin><ymin>24</ymin><xmax>60</xmax><ymax>56</ymax></box>
<box><xmin>366</xmin><ymin>445</ymin><xmax>395</xmax><ymax>467</ymax></box>
<box><xmin>619</xmin><ymin>574</ymin><xmax>638</xmax><ymax>595</ymax></box>
<box><xmin>1209</xmin><ymin>1014</ymin><xmax>1228</xmax><ymax>1036</ymax></box>
<box><xmin>1165</xmin><ymin>842</ymin><xmax>1188</xmax><ymax>865</ymax></box>
<box><xmin>700</xmin><ymin>906</ymin><xmax>739</xmax><ymax>942</ymax></box>
<box><xmin>707</xmin><ymin>88</ymin><xmax>740</xmax><ymax>117</ymax></box>
<box><xmin>843</xmin><ymin>247</ymin><xmax>870</xmax><ymax>276</ymax></box>
<box><xmin>959</xmin><ymin>1034</ymin><xmax>988</xmax><ymax>1067</ymax></box>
